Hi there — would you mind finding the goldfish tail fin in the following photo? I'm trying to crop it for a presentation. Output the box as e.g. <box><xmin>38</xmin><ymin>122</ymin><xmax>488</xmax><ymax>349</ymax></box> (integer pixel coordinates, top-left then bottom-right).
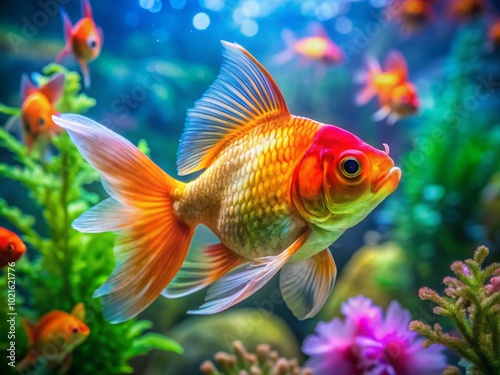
<box><xmin>272</xmin><ymin>29</ymin><xmax>297</xmax><ymax>65</ymax></box>
<box><xmin>354</xmin><ymin>55</ymin><xmax>380</xmax><ymax>106</ymax></box>
<box><xmin>52</xmin><ymin>114</ymin><xmax>194</xmax><ymax>323</ymax></box>
<box><xmin>163</xmin><ymin>243</ymin><xmax>245</xmax><ymax>298</ymax></box>
<box><xmin>79</xmin><ymin>60</ymin><xmax>90</xmax><ymax>89</ymax></box>
<box><xmin>17</xmin><ymin>351</ymin><xmax>36</xmax><ymax>372</ymax></box>
<box><xmin>56</xmin><ymin>7</ymin><xmax>72</xmax><ymax>63</ymax></box>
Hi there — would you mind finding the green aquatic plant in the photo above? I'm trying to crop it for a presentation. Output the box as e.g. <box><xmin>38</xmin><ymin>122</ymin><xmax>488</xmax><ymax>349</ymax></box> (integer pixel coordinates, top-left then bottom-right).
<box><xmin>0</xmin><ymin>65</ymin><xmax>182</xmax><ymax>374</ymax></box>
<box><xmin>200</xmin><ymin>340</ymin><xmax>313</xmax><ymax>375</ymax></box>
<box><xmin>410</xmin><ymin>246</ymin><xmax>500</xmax><ymax>375</ymax></box>
<box><xmin>394</xmin><ymin>23</ymin><xmax>500</xmax><ymax>289</ymax></box>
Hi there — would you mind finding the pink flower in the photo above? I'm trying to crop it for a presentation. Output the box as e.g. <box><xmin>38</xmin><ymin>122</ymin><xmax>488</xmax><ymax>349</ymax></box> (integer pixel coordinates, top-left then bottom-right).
<box><xmin>486</xmin><ymin>276</ymin><xmax>500</xmax><ymax>295</ymax></box>
<box><xmin>302</xmin><ymin>296</ymin><xmax>447</xmax><ymax>375</ymax></box>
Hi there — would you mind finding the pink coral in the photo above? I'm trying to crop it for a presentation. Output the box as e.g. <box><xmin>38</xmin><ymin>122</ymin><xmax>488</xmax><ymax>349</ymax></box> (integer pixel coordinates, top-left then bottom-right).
<box><xmin>302</xmin><ymin>296</ymin><xmax>447</xmax><ymax>375</ymax></box>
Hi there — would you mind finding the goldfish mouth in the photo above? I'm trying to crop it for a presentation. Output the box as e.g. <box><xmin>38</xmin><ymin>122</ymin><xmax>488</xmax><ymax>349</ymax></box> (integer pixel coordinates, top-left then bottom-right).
<box><xmin>372</xmin><ymin>167</ymin><xmax>402</xmax><ymax>194</ymax></box>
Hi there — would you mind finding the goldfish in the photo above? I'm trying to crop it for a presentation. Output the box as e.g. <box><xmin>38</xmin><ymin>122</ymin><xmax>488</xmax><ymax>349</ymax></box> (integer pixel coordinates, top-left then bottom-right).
<box><xmin>53</xmin><ymin>41</ymin><xmax>401</xmax><ymax>324</ymax></box>
<box><xmin>0</xmin><ymin>227</ymin><xmax>26</xmax><ymax>268</ymax></box>
<box><xmin>395</xmin><ymin>0</ymin><xmax>434</xmax><ymax>33</ymax></box>
<box><xmin>356</xmin><ymin>50</ymin><xmax>419</xmax><ymax>124</ymax></box>
<box><xmin>18</xmin><ymin>303</ymin><xmax>90</xmax><ymax>374</ymax></box>
<box><xmin>20</xmin><ymin>73</ymin><xmax>65</xmax><ymax>153</ymax></box>
<box><xmin>488</xmin><ymin>20</ymin><xmax>500</xmax><ymax>49</ymax></box>
<box><xmin>273</xmin><ymin>24</ymin><xmax>344</xmax><ymax>66</ymax></box>
<box><xmin>56</xmin><ymin>0</ymin><xmax>103</xmax><ymax>89</ymax></box>
<box><xmin>448</xmin><ymin>0</ymin><xmax>484</xmax><ymax>19</ymax></box>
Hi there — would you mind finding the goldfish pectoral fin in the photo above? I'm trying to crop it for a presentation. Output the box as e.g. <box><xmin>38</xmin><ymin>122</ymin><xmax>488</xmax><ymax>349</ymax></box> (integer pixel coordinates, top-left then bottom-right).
<box><xmin>177</xmin><ymin>41</ymin><xmax>291</xmax><ymax>176</ymax></box>
<box><xmin>70</xmin><ymin>303</ymin><xmax>85</xmax><ymax>321</ymax></box>
<box><xmin>79</xmin><ymin>61</ymin><xmax>90</xmax><ymax>89</ymax></box>
<box><xmin>56</xmin><ymin>46</ymin><xmax>72</xmax><ymax>63</ymax></box>
<box><xmin>279</xmin><ymin>249</ymin><xmax>337</xmax><ymax>320</ymax></box>
<box><xmin>372</xmin><ymin>106</ymin><xmax>391</xmax><ymax>122</ymax></box>
<box><xmin>387</xmin><ymin>113</ymin><xmax>400</xmax><ymax>126</ymax></box>
<box><xmin>355</xmin><ymin>85</ymin><xmax>377</xmax><ymax>106</ymax></box>
<box><xmin>189</xmin><ymin>230</ymin><xmax>310</xmax><ymax>315</ymax></box>
<box><xmin>40</xmin><ymin>73</ymin><xmax>65</xmax><ymax>103</ymax></box>
<box><xmin>163</xmin><ymin>243</ymin><xmax>245</xmax><ymax>298</ymax></box>
<box><xmin>52</xmin><ymin>114</ymin><xmax>194</xmax><ymax>323</ymax></box>
<box><xmin>59</xmin><ymin>352</ymin><xmax>73</xmax><ymax>375</ymax></box>
<box><xmin>384</xmin><ymin>50</ymin><xmax>408</xmax><ymax>80</ymax></box>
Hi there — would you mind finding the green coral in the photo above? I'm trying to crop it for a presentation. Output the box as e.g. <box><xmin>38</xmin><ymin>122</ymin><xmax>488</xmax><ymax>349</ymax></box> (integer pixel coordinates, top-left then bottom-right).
<box><xmin>409</xmin><ymin>246</ymin><xmax>500</xmax><ymax>375</ymax></box>
<box><xmin>200</xmin><ymin>341</ymin><xmax>313</xmax><ymax>375</ymax></box>
<box><xmin>0</xmin><ymin>65</ymin><xmax>182</xmax><ymax>374</ymax></box>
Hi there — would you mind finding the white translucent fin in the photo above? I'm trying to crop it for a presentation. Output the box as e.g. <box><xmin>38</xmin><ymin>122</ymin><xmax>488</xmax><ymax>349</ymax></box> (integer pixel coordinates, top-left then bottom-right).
<box><xmin>279</xmin><ymin>249</ymin><xmax>337</xmax><ymax>320</ymax></box>
<box><xmin>372</xmin><ymin>106</ymin><xmax>391</xmax><ymax>121</ymax></box>
<box><xmin>188</xmin><ymin>230</ymin><xmax>310</xmax><ymax>315</ymax></box>
<box><xmin>163</xmin><ymin>243</ymin><xmax>245</xmax><ymax>298</ymax></box>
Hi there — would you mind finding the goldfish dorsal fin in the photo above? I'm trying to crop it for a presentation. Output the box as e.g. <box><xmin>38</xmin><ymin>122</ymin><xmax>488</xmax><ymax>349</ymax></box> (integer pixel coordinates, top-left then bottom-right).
<box><xmin>384</xmin><ymin>50</ymin><xmax>408</xmax><ymax>80</ymax></box>
<box><xmin>82</xmin><ymin>0</ymin><xmax>93</xmax><ymax>19</ymax></box>
<box><xmin>71</xmin><ymin>303</ymin><xmax>86</xmax><ymax>321</ymax></box>
<box><xmin>21</xmin><ymin>317</ymin><xmax>37</xmax><ymax>347</ymax></box>
<box><xmin>177</xmin><ymin>41</ymin><xmax>290</xmax><ymax>176</ymax></box>
<box><xmin>39</xmin><ymin>73</ymin><xmax>65</xmax><ymax>103</ymax></box>
<box><xmin>21</xmin><ymin>74</ymin><xmax>37</xmax><ymax>101</ymax></box>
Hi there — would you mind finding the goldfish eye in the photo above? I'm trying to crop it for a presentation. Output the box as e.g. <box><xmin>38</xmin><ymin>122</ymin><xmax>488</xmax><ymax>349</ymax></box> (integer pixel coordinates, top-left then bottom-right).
<box><xmin>87</xmin><ymin>38</ymin><xmax>97</xmax><ymax>49</ymax></box>
<box><xmin>71</xmin><ymin>326</ymin><xmax>79</xmax><ymax>334</ymax></box>
<box><xmin>340</xmin><ymin>157</ymin><xmax>362</xmax><ymax>178</ymax></box>
<box><xmin>38</xmin><ymin>118</ymin><xmax>45</xmax><ymax>127</ymax></box>
<box><xmin>7</xmin><ymin>243</ymin><xmax>15</xmax><ymax>252</ymax></box>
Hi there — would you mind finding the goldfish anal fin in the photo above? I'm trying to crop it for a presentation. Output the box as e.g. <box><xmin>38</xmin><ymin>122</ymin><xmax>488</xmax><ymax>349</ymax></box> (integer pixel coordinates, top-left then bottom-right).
<box><xmin>40</xmin><ymin>73</ymin><xmax>65</xmax><ymax>103</ymax></box>
<box><xmin>280</xmin><ymin>249</ymin><xmax>336</xmax><ymax>320</ymax></box>
<box><xmin>53</xmin><ymin>114</ymin><xmax>194</xmax><ymax>323</ymax></box>
<box><xmin>21</xmin><ymin>74</ymin><xmax>37</xmax><ymax>101</ymax></box>
<box><xmin>59</xmin><ymin>352</ymin><xmax>73</xmax><ymax>375</ymax></box>
<box><xmin>70</xmin><ymin>303</ymin><xmax>85</xmax><ymax>321</ymax></box>
<box><xmin>189</xmin><ymin>229</ymin><xmax>309</xmax><ymax>315</ymax></box>
<box><xmin>82</xmin><ymin>0</ymin><xmax>93</xmax><ymax>19</ymax></box>
<box><xmin>177</xmin><ymin>41</ymin><xmax>290</xmax><ymax>176</ymax></box>
<box><xmin>384</xmin><ymin>50</ymin><xmax>408</xmax><ymax>80</ymax></box>
<box><xmin>17</xmin><ymin>350</ymin><xmax>37</xmax><ymax>372</ymax></box>
<box><xmin>163</xmin><ymin>243</ymin><xmax>245</xmax><ymax>298</ymax></box>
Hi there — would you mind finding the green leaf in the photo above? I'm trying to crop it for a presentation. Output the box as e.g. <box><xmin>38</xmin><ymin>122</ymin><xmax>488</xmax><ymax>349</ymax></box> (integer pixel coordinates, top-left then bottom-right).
<box><xmin>126</xmin><ymin>319</ymin><xmax>153</xmax><ymax>340</ymax></box>
<box><xmin>0</xmin><ymin>103</ymin><xmax>20</xmax><ymax>116</ymax></box>
<box><xmin>127</xmin><ymin>333</ymin><xmax>184</xmax><ymax>358</ymax></box>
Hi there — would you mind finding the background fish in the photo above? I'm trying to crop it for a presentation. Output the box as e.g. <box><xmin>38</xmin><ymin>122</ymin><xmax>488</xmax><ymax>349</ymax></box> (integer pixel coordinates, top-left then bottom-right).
<box><xmin>18</xmin><ymin>303</ymin><xmax>90</xmax><ymax>374</ymax></box>
<box><xmin>54</xmin><ymin>41</ymin><xmax>401</xmax><ymax>324</ymax></box>
<box><xmin>56</xmin><ymin>0</ymin><xmax>103</xmax><ymax>89</ymax></box>
<box><xmin>0</xmin><ymin>227</ymin><xmax>26</xmax><ymax>268</ymax></box>
<box><xmin>19</xmin><ymin>73</ymin><xmax>65</xmax><ymax>153</ymax></box>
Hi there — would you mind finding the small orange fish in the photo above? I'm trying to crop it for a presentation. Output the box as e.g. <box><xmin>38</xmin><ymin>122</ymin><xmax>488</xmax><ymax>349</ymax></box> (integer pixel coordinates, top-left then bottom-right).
<box><xmin>53</xmin><ymin>41</ymin><xmax>400</xmax><ymax>324</ymax></box>
<box><xmin>448</xmin><ymin>0</ymin><xmax>484</xmax><ymax>19</ymax></box>
<box><xmin>21</xmin><ymin>73</ymin><xmax>65</xmax><ymax>152</ymax></box>
<box><xmin>488</xmin><ymin>20</ymin><xmax>500</xmax><ymax>48</ymax></box>
<box><xmin>18</xmin><ymin>303</ymin><xmax>90</xmax><ymax>374</ymax></box>
<box><xmin>56</xmin><ymin>0</ymin><xmax>103</xmax><ymax>89</ymax></box>
<box><xmin>273</xmin><ymin>24</ymin><xmax>344</xmax><ymax>66</ymax></box>
<box><xmin>356</xmin><ymin>50</ymin><xmax>419</xmax><ymax>124</ymax></box>
<box><xmin>0</xmin><ymin>227</ymin><xmax>26</xmax><ymax>268</ymax></box>
<box><xmin>396</xmin><ymin>0</ymin><xmax>434</xmax><ymax>32</ymax></box>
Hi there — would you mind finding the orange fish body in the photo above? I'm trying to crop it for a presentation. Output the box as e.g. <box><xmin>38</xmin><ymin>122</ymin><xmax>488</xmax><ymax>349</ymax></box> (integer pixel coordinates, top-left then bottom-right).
<box><xmin>0</xmin><ymin>227</ymin><xmax>26</xmax><ymax>268</ymax></box>
<box><xmin>54</xmin><ymin>41</ymin><xmax>400</xmax><ymax>323</ymax></box>
<box><xmin>20</xmin><ymin>73</ymin><xmax>65</xmax><ymax>152</ymax></box>
<box><xmin>356</xmin><ymin>50</ymin><xmax>419</xmax><ymax>124</ymax></box>
<box><xmin>488</xmin><ymin>20</ymin><xmax>500</xmax><ymax>48</ymax></box>
<box><xmin>448</xmin><ymin>0</ymin><xmax>484</xmax><ymax>19</ymax></box>
<box><xmin>396</xmin><ymin>0</ymin><xmax>434</xmax><ymax>32</ymax></box>
<box><xmin>18</xmin><ymin>303</ymin><xmax>90</xmax><ymax>374</ymax></box>
<box><xmin>56</xmin><ymin>0</ymin><xmax>103</xmax><ymax>88</ymax></box>
<box><xmin>273</xmin><ymin>25</ymin><xmax>344</xmax><ymax>65</ymax></box>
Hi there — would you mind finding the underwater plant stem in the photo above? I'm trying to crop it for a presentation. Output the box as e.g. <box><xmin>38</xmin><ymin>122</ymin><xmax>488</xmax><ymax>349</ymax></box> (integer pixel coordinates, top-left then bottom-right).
<box><xmin>60</xmin><ymin>147</ymin><xmax>73</xmax><ymax>303</ymax></box>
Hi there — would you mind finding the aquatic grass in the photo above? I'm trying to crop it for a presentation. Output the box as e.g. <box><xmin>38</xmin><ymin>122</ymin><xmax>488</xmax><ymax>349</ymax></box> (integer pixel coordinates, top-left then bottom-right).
<box><xmin>410</xmin><ymin>246</ymin><xmax>500</xmax><ymax>375</ymax></box>
<box><xmin>0</xmin><ymin>64</ymin><xmax>182</xmax><ymax>374</ymax></box>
